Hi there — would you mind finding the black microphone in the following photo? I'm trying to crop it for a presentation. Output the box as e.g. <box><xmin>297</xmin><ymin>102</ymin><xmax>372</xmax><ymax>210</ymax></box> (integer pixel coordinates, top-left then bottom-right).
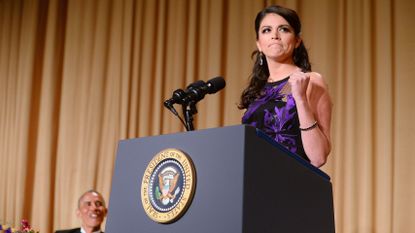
<box><xmin>182</xmin><ymin>77</ymin><xmax>226</xmax><ymax>103</ymax></box>
<box><xmin>164</xmin><ymin>77</ymin><xmax>226</xmax><ymax>114</ymax></box>
<box><xmin>163</xmin><ymin>89</ymin><xmax>186</xmax><ymax>116</ymax></box>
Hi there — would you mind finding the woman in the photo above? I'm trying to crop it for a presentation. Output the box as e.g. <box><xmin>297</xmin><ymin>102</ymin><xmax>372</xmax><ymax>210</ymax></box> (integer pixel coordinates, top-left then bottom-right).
<box><xmin>240</xmin><ymin>5</ymin><xmax>332</xmax><ymax>167</ymax></box>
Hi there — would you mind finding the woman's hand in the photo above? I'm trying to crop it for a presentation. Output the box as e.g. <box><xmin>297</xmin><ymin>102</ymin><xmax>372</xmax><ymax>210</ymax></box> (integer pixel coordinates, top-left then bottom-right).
<box><xmin>288</xmin><ymin>71</ymin><xmax>310</xmax><ymax>102</ymax></box>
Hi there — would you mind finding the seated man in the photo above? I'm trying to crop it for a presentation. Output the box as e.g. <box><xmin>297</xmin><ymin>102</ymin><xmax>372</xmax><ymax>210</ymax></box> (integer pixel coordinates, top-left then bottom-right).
<box><xmin>55</xmin><ymin>189</ymin><xmax>108</xmax><ymax>233</ymax></box>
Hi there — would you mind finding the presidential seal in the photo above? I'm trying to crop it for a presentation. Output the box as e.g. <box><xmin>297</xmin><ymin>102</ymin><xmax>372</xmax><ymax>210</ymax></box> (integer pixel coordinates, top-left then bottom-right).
<box><xmin>141</xmin><ymin>148</ymin><xmax>196</xmax><ymax>223</ymax></box>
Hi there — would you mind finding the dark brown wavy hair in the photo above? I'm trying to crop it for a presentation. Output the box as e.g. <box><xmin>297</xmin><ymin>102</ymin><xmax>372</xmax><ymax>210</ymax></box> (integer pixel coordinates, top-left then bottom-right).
<box><xmin>239</xmin><ymin>5</ymin><xmax>312</xmax><ymax>109</ymax></box>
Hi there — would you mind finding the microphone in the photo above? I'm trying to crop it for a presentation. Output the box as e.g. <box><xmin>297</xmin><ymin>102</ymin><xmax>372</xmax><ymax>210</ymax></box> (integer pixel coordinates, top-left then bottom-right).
<box><xmin>164</xmin><ymin>77</ymin><xmax>226</xmax><ymax>115</ymax></box>
<box><xmin>182</xmin><ymin>77</ymin><xmax>225</xmax><ymax>103</ymax></box>
<box><xmin>163</xmin><ymin>89</ymin><xmax>186</xmax><ymax>116</ymax></box>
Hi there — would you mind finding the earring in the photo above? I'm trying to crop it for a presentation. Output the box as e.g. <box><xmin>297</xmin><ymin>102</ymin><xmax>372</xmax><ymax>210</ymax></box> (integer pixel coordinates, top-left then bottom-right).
<box><xmin>259</xmin><ymin>52</ymin><xmax>264</xmax><ymax>66</ymax></box>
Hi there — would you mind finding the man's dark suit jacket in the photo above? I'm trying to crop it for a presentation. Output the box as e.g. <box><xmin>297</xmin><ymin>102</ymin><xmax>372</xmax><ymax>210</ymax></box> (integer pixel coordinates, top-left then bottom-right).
<box><xmin>55</xmin><ymin>228</ymin><xmax>103</xmax><ymax>233</ymax></box>
<box><xmin>54</xmin><ymin>228</ymin><xmax>81</xmax><ymax>233</ymax></box>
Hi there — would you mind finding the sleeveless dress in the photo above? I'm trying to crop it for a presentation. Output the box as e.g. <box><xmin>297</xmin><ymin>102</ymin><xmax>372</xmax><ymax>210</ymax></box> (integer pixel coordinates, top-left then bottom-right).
<box><xmin>242</xmin><ymin>77</ymin><xmax>308</xmax><ymax>161</ymax></box>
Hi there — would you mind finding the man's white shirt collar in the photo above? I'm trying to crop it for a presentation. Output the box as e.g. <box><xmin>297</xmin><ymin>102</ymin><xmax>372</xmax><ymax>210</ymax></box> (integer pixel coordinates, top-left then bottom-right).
<box><xmin>80</xmin><ymin>227</ymin><xmax>102</xmax><ymax>233</ymax></box>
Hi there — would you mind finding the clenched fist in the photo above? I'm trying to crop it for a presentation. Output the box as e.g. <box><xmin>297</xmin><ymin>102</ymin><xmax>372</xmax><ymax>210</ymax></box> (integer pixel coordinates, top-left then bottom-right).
<box><xmin>289</xmin><ymin>71</ymin><xmax>310</xmax><ymax>102</ymax></box>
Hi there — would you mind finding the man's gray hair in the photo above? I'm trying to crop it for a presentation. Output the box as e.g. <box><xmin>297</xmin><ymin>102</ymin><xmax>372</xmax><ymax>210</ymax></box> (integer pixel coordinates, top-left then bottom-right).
<box><xmin>77</xmin><ymin>189</ymin><xmax>106</xmax><ymax>209</ymax></box>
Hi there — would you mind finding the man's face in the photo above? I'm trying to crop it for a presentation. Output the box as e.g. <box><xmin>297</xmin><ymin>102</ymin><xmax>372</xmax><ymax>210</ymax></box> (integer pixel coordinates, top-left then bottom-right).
<box><xmin>76</xmin><ymin>192</ymin><xmax>107</xmax><ymax>231</ymax></box>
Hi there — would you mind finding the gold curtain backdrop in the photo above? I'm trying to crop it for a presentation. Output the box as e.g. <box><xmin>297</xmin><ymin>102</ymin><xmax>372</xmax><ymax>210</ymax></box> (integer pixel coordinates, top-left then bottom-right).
<box><xmin>1</xmin><ymin>0</ymin><xmax>414</xmax><ymax>232</ymax></box>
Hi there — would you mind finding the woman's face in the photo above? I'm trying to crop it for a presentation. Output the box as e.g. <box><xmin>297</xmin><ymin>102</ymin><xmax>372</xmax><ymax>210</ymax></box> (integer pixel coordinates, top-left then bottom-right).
<box><xmin>256</xmin><ymin>13</ymin><xmax>300</xmax><ymax>63</ymax></box>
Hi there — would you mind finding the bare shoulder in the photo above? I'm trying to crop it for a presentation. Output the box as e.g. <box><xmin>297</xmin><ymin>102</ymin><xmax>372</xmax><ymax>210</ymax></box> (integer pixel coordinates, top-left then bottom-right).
<box><xmin>306</xmin><ymin>72</ymin><xmax>332</xmax><ymax>106</ymax></box>
<box><xmin>307</xmin><ymin>72</ymin><xmax>328</xmax><ymax>89</ymax></box>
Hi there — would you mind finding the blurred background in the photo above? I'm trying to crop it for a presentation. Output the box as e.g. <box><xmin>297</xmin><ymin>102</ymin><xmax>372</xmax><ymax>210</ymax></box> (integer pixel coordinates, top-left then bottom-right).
<box><xmin>1</xmin><ymin>0</ymin><xmax>414</xmax><ymax>232</ymax></box>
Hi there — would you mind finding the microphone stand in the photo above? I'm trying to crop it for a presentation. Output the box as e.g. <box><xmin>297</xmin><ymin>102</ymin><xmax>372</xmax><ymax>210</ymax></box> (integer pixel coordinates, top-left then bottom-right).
<box><xmin>182</xmin><ymin>100</ymin><xmax>197</xmax><ymax>131</ymax></box>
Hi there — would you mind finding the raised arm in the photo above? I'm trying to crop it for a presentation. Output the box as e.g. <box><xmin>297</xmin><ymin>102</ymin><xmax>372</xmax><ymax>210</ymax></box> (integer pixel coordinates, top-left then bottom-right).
<box><xmin>289</xmin><ymin>72</ymin><xmax>332</xmax><ymax>167</ymax></box>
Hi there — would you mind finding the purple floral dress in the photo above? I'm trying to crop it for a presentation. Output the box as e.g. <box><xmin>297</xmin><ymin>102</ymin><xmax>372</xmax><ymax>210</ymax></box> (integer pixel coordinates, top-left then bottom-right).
<box><xmin>242</xmin><ymin>77</ymin><xmax>308</xmax><ymax>161</ymax></box>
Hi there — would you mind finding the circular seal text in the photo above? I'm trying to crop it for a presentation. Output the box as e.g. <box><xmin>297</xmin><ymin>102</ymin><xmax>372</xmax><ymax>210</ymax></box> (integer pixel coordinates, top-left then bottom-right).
<box><xmin>141</xmin><ymin>148</ymin><xmax>196</xmax><ymax>223</ymax></box>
